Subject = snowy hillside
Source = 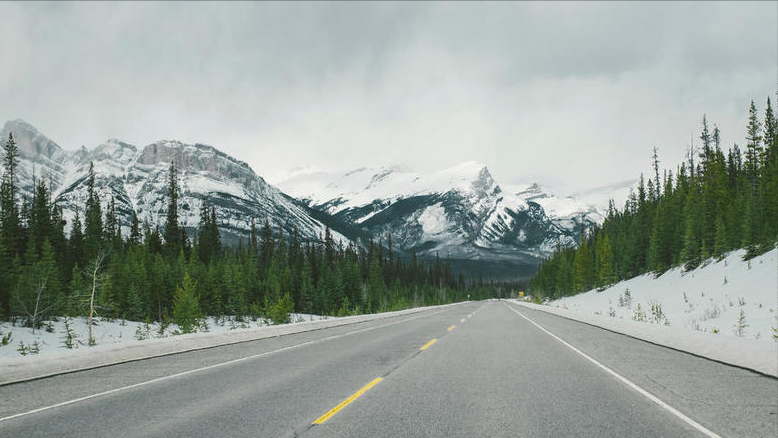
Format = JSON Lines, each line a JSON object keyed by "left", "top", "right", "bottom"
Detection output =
{"left": 547, "top": 248, "right": 778, "bottom": 341}
{"left": 0, "top": 119, "right": 347, "bottom": 244}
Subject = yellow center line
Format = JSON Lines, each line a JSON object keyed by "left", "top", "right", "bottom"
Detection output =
{"left": 460, "top": 318, "right": 466, "bottom": 323}
{"left": 313, "top": 377, "right": 384, "bottom": 425}
{"left": 420, "top": 338, "right": 438, "bottom": 350}
{"left": 447, "top": 325, "right": 456, "bottom": 331}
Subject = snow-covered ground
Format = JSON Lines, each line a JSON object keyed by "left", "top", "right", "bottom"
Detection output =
{"left": 0, "top": 313, "right": 333, "bottom": 360}
{"left": 548, "top": 248, "right": 778, "bottom": 341}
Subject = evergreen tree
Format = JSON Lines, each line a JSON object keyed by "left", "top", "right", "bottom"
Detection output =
{"left": 28, "top": 180, "right": 52, "bottom": 258}
{"left": 713, "top": 216, "right": 728, "bottom": 258}
{"left": 129, "top": 210, "right": 141, "bottom": 245}
{"left": 172, "top": 272, "right": 200, "bottom": 333}
{"left": 744, "top": 100, "right": 763, "bottom": 189}
{"left": 573, "top": 240, "right": 593, "bottom": 292}
{"left": 259, "top": 219, "right": 273, "bottom": 274}
{"left": 597, "top": 235, "right": 615, "bottom": 286}
{"left": 680, "top": 184, "right": 701, "bottom": 270}
{"left": 163, "top": 161, "right": 181, "bottom": 254}
{"left": 1, "top": 133, "right": 20, "bottom": 316}
{"left": 84, "top": 162, "right": 103, "bottom": 259}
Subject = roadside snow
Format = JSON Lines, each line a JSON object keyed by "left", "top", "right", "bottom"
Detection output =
{"left": 550, "top": 248, "right": 778, "bottom": 340}
{"left": 0, "top": 302, "right": 466, "bottom": 385}
{"left": 0, "top": 314, "right": 331, "bottom": 361}
{"left": 515, "top": 247, "right": 778, "bottom": 376}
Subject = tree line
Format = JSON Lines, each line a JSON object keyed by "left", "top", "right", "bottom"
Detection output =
{"left": 531, "top": 98, "right": 778, "bottom": 299}
{"left": 0, "top": 139, "right": 506, "bottom": 330}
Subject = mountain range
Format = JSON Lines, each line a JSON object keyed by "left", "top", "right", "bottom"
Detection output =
{"left": 0, "top": 119, "right": 633, "bottom": 279}
{"left": 0, "top": 119, "right": 347, "bottom": 245}
{"left": 276, "top": 164, "right": 633, "bottom": 277}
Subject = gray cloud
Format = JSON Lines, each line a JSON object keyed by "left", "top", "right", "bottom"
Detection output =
{"left": 0, "top": 1, "right": 775, "bottom": 192}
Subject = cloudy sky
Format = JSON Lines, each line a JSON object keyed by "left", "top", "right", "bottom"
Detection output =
{"left": 1, "top": 1, "right": 775, "bottom": 192}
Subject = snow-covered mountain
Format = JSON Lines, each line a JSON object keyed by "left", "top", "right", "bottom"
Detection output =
{"left": 0, "top": 119, "right": 346, "bottom": 244}
{"left": 510, "top": 180, "right": 635, "bottom": 233}
{"left": 278, "top": 164, "right": 637, "bottom": 277}
{"left": 278, "top": 164, "right": 585, "bottom": 269}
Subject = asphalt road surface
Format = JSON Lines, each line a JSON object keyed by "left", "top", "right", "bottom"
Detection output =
{"left": 0, "top": 300, "right": 775, "bottom": 438}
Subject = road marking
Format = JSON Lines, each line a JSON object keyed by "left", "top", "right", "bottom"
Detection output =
{"left": 313, "top": 377, "right": 383, "bottom": 425}
{"left": 504, "top": 303, "right": 724, "bottom": 438}
{"left": 420, "top": 338, "right": 438, "bottom": 350}
{"left": 460, "top": 318, "right": 466, "bottom": 323}
{"left": 0, "top": 306, "right": 456, "bottom": 424}
{"left": 447, "top": 325, "right": 456, "bottom": 331}
{"left": 467, "top": 314, "right": 472, "bottom": 318}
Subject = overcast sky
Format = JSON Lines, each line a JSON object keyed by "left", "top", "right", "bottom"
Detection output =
{"left": 1, "top": 1, "right": 775, "bottom": 192}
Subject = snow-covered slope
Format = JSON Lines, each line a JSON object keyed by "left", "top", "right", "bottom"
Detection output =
{"left": 278, "top": 163, "right": 578, "bottom": 265}
{"left": 548, "top": 248, "right": 778, "bottom": 341}
{"left": 511, "top": 180, "right": 635, "bottom": 232}
{"left": 1, "top": 120, "right": 346, "bottom": 244}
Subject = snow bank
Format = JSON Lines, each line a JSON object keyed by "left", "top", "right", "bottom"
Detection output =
{"left": 0, "top": 314, "right": 330, "bottom": 361}
{"left": 0, "top": 303, "right": 465, "bottom": 385}
{"left": 513, "top": 248, "right": 778, "bottom": 376}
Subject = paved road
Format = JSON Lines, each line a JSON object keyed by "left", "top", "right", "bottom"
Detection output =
{"left": 0, "top": 300, "right": 775, "bottom": 438}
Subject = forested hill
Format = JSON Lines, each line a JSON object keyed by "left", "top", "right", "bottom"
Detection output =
{"left": 0, "top": 140, "right": 507, "bottom": 332}
{"left": 530, "top": 98, "right": 778, "bottom": 299}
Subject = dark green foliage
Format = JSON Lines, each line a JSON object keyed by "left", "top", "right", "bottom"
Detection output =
{"left": 83, "top": 162, "right": 103, "bottom": 260}
{"left": 1, "top": 133, "right": 20, "bottom": 317}
{"left": 531, "top": 99, "right": 777, "bottom": 299}
{"left": 163, "top": 161, "right": 181, "bottom": 254}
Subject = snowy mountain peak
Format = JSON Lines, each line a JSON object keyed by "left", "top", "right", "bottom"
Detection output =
{"left": 1, "top": 119, "right": 65, "bottom": 160}
{"left": 2, "top": 120, "right": 348, "bottom": 246}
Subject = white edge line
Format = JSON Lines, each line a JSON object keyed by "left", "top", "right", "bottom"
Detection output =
{"left": 0, "top": 306, "right": 456, "bottom": 424}
{"left": 503, "top": 302, "right": 724, "bottom": 438}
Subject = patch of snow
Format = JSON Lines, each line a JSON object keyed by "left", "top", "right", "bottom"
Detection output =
{"left": 418, "top": 203, "right": 451, "bottom": 239}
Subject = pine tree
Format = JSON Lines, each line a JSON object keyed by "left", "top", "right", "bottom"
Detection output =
{"left": 597, "top": 235, "right": 616, "bottom": 286}
{"left": 573, "top": 240, "right": 593, "bottom": 292}
{"left": 367, "top": 252, "right": 384, "bottom": 312}
{"left": 84, "top": 162, "right": 103, "bottom": 259}
{"left": 163, "top": 161, "right": 181, "bottom": 254}
{"left": 651, "top": 146, "right": 661, "bottom": 200}
{"left": 129, "top": 210, "right": 141, "bottom": 245}
{"left": 680, "top": 184, "right": 701, "bottom": 270}
{"left": 744, "top": 100, "right": 763, "bottom": 189}
{"left": 1, "top": 133, "right": 20, "bottom": 317}
{"left": 298, "top": 257, "right": 315, "bottom": 313}
{"left": 259, "top": 219, "right": 273, "bottom": 274}
{"left": 713, "top": 216, "right": 728, "bottom": 258}
{"left": 172, "top": 272, "right": 201, "bottom": 334}
{"left": 28, "top": 179, "right": 52, "bottom": 258}
{"left": 761, "top": 97, "right": 778, "bottom": 246}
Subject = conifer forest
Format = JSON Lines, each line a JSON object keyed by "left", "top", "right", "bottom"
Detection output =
{"left": 530, "top": 98, "right": 778, "bottom": 299}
